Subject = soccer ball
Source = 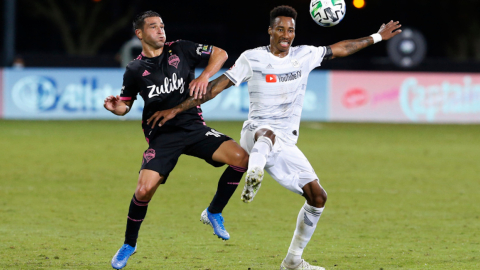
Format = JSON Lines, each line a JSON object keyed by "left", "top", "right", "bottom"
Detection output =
{"left": 310, "top": 0, "right": 346, "bottom": 27}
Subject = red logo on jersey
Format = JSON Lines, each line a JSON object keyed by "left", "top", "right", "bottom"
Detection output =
{"left": 266, "top": 74, "right": 277, "bottom": 83}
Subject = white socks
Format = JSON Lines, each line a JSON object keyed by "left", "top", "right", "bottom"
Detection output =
{"left": 284, "top": 202, "right": 324, "bottom": 267}
{"left": 248, "top": 136, "right": 273, "bottom": 170}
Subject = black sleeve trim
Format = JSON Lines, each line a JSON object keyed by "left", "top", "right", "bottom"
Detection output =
{"left": 324, "top": 46, "right": 333, "bottom": 60}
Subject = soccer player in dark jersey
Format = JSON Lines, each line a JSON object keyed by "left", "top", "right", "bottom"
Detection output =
{"left": 104, "top": 11, "right": 249, "bottom": 269}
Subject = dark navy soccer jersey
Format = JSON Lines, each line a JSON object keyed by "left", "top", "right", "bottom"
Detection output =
{"left": 120, "top": 40, "right": 213, "bottom": 140}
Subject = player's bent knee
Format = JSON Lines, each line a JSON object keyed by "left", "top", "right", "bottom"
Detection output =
{"left": 135, "top": 183, "right": 158, "bottom": 201}
{"left": 237, "top": 149, "right": 249, "bottom": 168}
{"left": 314, "top": 190, "right": 327, "bottom": 208}
{"left": 215, "top": 141, "right": 249, "bottom": 167}
{"left": 303, "top": 180, "right": 327, "bottom": 208}
{"left": 308, "top": 193, "right": 326, "bottom": 208}
{"left": 227, "top": 149, "right": 248, "bottom": 168}
{"left": 254, "top": 129, "right": 276, "bottom": 144}
{"left": 135, "top": 170, "right": 165, "bottom": 201}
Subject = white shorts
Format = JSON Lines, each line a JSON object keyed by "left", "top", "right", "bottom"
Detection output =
{"left": 240, "top": 122, "right": 319, "bottom": 195}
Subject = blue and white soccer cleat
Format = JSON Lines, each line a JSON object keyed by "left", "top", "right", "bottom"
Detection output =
{"left": 111, "top": 244, "right": 137, "bottom": 269}
{"left": 200, "top": 208, "right": 230, "bottom": 240}
{"left": 241, "top": 166, "right": 264, "bottom": 203}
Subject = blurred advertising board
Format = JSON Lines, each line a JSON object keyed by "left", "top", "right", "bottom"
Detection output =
{"left": 6, "top": 68, "right": 478, "bottom": 123}
{"left": 3, "top": 68, "right": 143, "bottom": 119}
{"left": 0, "top": 69, "right": 3, "bottom": 119}
{"left": 330, "top": 71, "right": 480, "bottom": 123}
{"left": 1, "top": 68, "right": 329, "bottom": 121}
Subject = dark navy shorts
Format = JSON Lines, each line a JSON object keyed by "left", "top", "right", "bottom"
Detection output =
{"left": 140, "top": 125, "right": 232, "bottom": 182}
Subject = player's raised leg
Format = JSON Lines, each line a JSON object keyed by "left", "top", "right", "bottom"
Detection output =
{"left": 241, "top": 128, "right": 275, "bottom": 203}
{"left": 200, "top": 140, "right": 249, "bottom": 240}
{"left": 281, "top": 180, "right": 327, "bottom": 270}
{"left": 112, "top": 169, "right": 165, "bottom": 269}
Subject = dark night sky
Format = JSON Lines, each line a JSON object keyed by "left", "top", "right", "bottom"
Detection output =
{"left": 6, "top": 0, "right": 480, "bottom": 70}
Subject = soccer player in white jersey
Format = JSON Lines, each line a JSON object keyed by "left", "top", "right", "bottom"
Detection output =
{"left": 147, "top": 5, "right": 402, "bottom": 270}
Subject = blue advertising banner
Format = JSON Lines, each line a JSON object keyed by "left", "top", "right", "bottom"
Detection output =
{"left": 0, "top": 69, "right": 3, "bottom": 118}
{"left": 2, "top": 68, "right": 330, "bottom": 121}
{"left": 3, "top": 68, "right": 143, "bottom": 120}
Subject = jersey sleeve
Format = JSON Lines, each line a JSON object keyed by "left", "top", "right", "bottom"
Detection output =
{"left": 224, "top": 54, "right": 253, "bottom": 87}
{"left": 177, "top": 40, "right": 213, "bottom": 68}
{"left": 308, "top": 46, "right": 328, "bottom": 70}
{"left": 120, "top": 66, "right": 139, "bottom": 101}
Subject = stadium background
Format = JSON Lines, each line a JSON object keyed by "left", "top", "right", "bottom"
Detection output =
{"left": 1, "top": 0, "right": 479, "bottom": 269}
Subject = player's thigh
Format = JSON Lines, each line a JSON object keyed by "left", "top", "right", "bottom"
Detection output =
{"left": 183, "top": 126, "right": 233, "bottom": 167}
{"left": 212, "top": 140, "right": 248, "bottom": 168}
{"left": 265, "top": 144, "right": 319, "bottom": 195}
{"left": 140, "top": 130, "right": 186, "bottom": 183}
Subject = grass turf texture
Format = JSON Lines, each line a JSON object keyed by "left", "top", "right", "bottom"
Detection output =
{"left": 0, "top": 120, "right": 479, "bottom": 270}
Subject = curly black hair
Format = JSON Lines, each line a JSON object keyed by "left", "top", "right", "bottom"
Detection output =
{"left": 133, "top": 10, "right": 161, "bottom": 31}
{"left": 269, "top": 5, "right": 297, "bottom": 27}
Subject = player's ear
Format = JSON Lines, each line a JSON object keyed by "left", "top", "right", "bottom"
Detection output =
{"left": 268, "top": 26, "right": 272, "bottom": 36}
{"left": 135, "top": 29, "right": 143, "bottom": 40}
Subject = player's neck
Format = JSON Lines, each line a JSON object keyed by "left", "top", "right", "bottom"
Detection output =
{"left": 269, "top": 45, "right": 289, "bottom": 58}
{"left": 142, "top": 46, "right": 164, "bottom": 58}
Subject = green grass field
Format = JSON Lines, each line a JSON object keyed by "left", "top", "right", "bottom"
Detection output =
{"left": 1, "top": 120, "right": 479, "bottom": 269}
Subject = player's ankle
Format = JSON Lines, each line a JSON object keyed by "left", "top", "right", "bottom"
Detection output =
{"left": 284, "top": 253, "right": 302, "bottom": 267}
{"left": 124, "top": 239, "right": 136, "bottom": 248}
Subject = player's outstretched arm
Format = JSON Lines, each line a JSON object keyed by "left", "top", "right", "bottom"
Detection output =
{"left": 147, "top": 75, "right": 234, "bottom": 128}
{"left": 328, "top": 20, "right": 402, "bottom": 59}
{"left": 189, "top": 46, "right": 228, "bottom": 99}
{"left": 104, "top": 95, "right": 133, "bottom": 116}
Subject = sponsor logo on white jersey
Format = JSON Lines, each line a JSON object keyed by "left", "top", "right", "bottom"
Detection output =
{"left": 265, "top": 71, "right": 302, "bottom": 83}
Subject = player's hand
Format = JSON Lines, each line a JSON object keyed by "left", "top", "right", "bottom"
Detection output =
{"left": 189, "top": 75, "right": 209, "bottom": 99}
{"left": 146, "top": 109, "right": 178, "bottom": 128}
{"left": 104, "top": 95, "right": 121, "bottom": 112}
{"left": 378, "top": 20, "right": 402, "bottom": 41}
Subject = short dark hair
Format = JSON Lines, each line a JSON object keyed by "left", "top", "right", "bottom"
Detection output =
{"left": 133, "top": 10, "right": 161, "bottom": 31}
{"left": 269, "top": 5, "right": 297, "bottom": 27}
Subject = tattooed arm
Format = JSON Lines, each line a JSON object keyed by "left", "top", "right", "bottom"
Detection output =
{"left": 146, "top": 74, "right": 234, "bottom": 127}
{"left": 326, "top": 20, "right": 402, "bottom": 60}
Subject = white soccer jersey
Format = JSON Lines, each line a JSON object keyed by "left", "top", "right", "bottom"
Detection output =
{"left": 225, "top": 45, "right": 327, "bottom": 144}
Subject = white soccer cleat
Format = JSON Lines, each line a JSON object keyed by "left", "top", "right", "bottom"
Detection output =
{"left": 241, "top": 166, "right": 264, "bottom": 203}
{"left": 200, "top": 209, "right": 212, "bottom": 226}
{"left": 280, "top": 259, "right": 325, "bottom": 270}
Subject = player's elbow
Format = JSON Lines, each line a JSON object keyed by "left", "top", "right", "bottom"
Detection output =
{"left": 215, "top": 47, "right": 228, "bottom": 62}
{"left": 117, "top": 111, "right": 128, "bottom": 116}
{"left": 221, "top": 50, "right": 228, "bottom": 63}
